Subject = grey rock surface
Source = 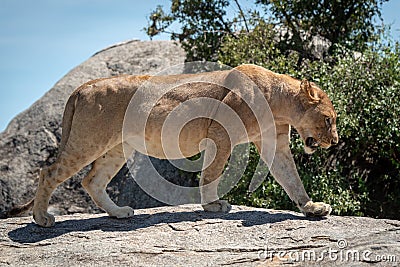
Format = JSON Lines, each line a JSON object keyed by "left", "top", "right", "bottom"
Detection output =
{"left": 0, "top": 40, "right": 194, "bottom": 216}
{"left": 0, "top": 205, "right": 399, "bottom": 266}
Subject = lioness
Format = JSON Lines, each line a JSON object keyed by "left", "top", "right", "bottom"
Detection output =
{"left": 10, "top": 64, "right": 338, "bottom": 227}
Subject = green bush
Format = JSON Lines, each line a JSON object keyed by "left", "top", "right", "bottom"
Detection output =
{"left": 219, "top": 28, "right": 400, "bottom": 219}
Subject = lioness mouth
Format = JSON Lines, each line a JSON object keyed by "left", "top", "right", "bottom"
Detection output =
{"left": 305, "top": 137, "right": 319, "bottom": 149}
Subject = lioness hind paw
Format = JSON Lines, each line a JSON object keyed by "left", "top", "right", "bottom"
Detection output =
{"left": 108, "top": 206, "right": 134, "bottom": 219}
{"left": 33, "top": 211, "right": 56, "bottom": 227}
{"left": 301, "top": 201, "right": 332, "bottom": 217}
{"left": 202, "top": 200, "right": 231, "bottom": 213}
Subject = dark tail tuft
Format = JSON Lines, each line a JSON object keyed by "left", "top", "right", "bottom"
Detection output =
{"left": 5, "top": 198, "right": 35, "bottom": 218}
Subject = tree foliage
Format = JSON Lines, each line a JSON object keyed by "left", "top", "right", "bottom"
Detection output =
{"left": 257, "top": 0, "right": 388, "bottom": 57}
{"left": 146, "top": 0, "right": 388, "bottom": 62}
{"left": 145, "top": 0, "right": 233, "bottom": 61}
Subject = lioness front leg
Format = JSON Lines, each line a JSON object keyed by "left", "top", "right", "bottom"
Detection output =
{"left": 200, "top": 126, "right": 232, "bottom": 213}
{"left": 82, "top": 144, "right": 134, "bottom": 218}
{"left": 254, "top": 125, "right": 331, "bottom": 217}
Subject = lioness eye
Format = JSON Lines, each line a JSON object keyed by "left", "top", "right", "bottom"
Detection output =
{"left": 325, "top": 117, "right": 332, "bottom": 128}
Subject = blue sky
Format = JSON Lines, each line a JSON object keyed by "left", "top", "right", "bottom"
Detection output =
{"left": 0, "top": 0, "right": 399, "bottom": 131}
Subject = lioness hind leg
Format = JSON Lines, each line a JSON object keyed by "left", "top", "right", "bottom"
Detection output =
{"left": 33, "top": 150, "right": 98, "bottom": 227}
{"left": 200, "top": 152, "right": 232, "bottom": 213}
{"left": 81, "top": 143, "right": 134, "bottom": 219}
{"left": 200, "top": 125, "right": 232, "bottom": 213}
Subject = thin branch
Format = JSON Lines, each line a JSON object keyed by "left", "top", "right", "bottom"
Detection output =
{"left": 233, "top": 0, "right": 249, "bottom": 33}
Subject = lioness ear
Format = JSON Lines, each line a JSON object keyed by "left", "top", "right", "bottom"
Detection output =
{"left": 300, "top": 79, "right": 320, "bottom": 103}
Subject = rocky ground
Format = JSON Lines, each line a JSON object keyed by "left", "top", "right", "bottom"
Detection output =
{"left": 0, "top": 205, "right": 399, "bottom": 267}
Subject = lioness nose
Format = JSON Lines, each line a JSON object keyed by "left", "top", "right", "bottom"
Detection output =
{"left": 331, "top": 137, "right": 338, "bottom": 145}
{"left": 331, "top": 130, "right": 339, "bottom": 145}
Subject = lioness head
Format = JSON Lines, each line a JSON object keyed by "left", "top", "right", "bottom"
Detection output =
{"left": 296, "top": 80, "right": 339, "bottom": 154}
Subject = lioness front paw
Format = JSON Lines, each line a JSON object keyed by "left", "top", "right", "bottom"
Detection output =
{"left": 202, "top": 200, "right": 231, "bottom": 213}
{"left": 33, "top": 210, "right": 55, "bottom": 227}
{"left": 108, "top": 206, "right": 134, "bottom": 219}
{"left": 301, "top": 201, "right": 332, "bottom": 217}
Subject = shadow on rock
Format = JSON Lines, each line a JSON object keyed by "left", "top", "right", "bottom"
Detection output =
{"left": 8, "top": 209, "right": 322, "bottom": 244}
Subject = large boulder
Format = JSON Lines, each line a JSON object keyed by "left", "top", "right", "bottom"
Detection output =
{"left": 0, "top": 40, "right": 198, "bottom": 217}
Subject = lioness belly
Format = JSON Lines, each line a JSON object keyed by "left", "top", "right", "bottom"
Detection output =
{"left": 133, "top": 118, "right": 210, "bottom": 159}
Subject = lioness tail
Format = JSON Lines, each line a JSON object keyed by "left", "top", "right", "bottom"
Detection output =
{"left": 5, "top": 198, "right": 34, "bottom": 218}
